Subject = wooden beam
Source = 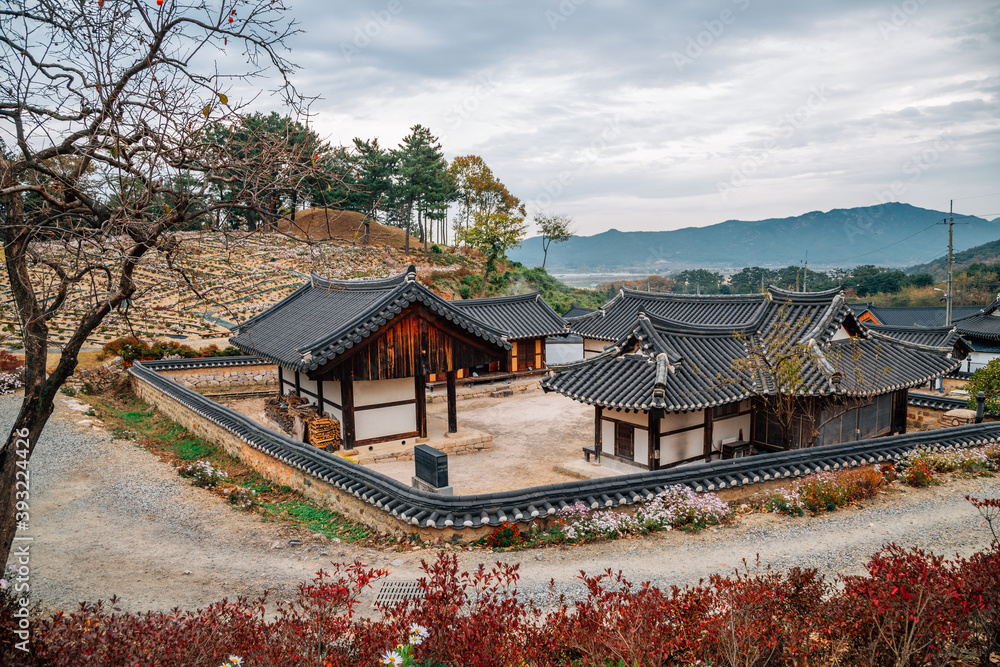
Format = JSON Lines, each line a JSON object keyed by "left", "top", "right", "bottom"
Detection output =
{"left": 648, "top": 411, "right": 660, "bottom": 470}
{"left": 341, "top": 371, "right": 355, "bottom": 449}
{"left": 446, "top": 370, "right": 458, "bottom": 433}
{"left": 703, "top": 408, "right": 714, "bottom": 462}
{"left": 415, "top": 372, "right": 428, "bottom": 438}
{"left": 594, "top": 406, "right": 602, "bottom": 462}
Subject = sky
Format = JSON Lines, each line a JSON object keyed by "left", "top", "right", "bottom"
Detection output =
{"left": 242, "top": 0, "right": 999, "bottom": 237}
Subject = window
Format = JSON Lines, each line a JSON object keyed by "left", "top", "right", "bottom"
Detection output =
{"left": 615, "top": 422, "right": 634, "bottom": 459}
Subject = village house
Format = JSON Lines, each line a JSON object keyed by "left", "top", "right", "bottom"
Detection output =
{"left": 853, "top": 300, "right": 1000, "bottom": 372}
{"left": 545, "top": 287, "right": 965, "bottom": 470}
{"left": 229, "top": 266, "right": 510, "bottom": 449}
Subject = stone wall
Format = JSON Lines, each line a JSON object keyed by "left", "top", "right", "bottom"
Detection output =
{"left": 131, "top": 372, "right": 499, "bottom": 543}
{"left": 157, "top": 363, "right": 278, "bottom": 392}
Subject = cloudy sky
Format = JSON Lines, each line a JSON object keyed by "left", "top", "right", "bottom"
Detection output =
{"left": 249, "top": 0, "right": 999, "bottom": 236}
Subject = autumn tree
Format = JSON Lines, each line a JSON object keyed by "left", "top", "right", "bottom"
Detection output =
{"left": 0, "top": 0, "right": 308, "bottom": 566}
{"left": 449, "top": 155, "right": 522, "bottom": 244}
{"left": 535, "top": 212, "right": 574, "bottom": 270}
{"left": 460, "top": 211, "right": 528, "bottom": 297}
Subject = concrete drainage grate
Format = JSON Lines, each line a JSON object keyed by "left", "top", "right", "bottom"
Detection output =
{"left": 374, "top": 580, "right": 424, "bottom": 608}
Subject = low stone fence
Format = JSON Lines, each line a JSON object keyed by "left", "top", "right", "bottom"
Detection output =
{"left": 142, "top": 357, "right": 277, "bottom": 392}
{"left": 129, "top": 357, "right": 1000, "bottom": 543}
{"left": 907, "top": 392, "right": 998, "bottom": 428}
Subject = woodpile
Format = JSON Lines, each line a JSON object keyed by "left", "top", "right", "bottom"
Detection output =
{"left": 307, "top": 417, "right": 341, "bottom": 451}
{"left": 264, "top": 395, "right": 342, "bottom": 450}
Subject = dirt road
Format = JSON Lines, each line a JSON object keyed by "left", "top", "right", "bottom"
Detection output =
{"left": 13, "top": 394, "right": 999, "bottom": 616}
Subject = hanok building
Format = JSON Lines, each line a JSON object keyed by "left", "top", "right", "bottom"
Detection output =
{"left": 546, "top": 287, "right": 964, "bottom": 470}
{"left": 229, "top": 267, "right": 510, "bottom": 449}
{"left": 567, "top": 289, "right": 769, "bottom": 359}
{"left": 447, "top": 292, "right": 567, "bottom": 377}
{"left": 853, "top": 300, "right": 1000, "bottom": 372}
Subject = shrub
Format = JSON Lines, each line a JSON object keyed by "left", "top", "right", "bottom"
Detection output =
{"left": 0, "top": 350, "right": 24, "bottom": 395}
{"left": 900, "top": 460, "right": 935, "bottom": 488}
{"left": 482, "top": 522, "right": 523, "bottom": 550}
{"left": 227, "top": 486, "right": 258, "bottom": 510}
{"left": 178, "top": 460, "right": 228, "bottom": 488}
{"left": 59, "top": 386, "right": 77, "bottom": 397}
{"left": 752, "top": 488, "right": 804, "bottom": 516}
{"left": 798, "top": 473, "right": 846, "bottom": 513}
{"left": 0, "top": 349, "right": 22, "bottom": 374}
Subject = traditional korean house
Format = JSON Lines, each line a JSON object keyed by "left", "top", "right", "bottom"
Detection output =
{"left": 447, "top": 292, "right": 567, "bottom": 377}
{"left": 229, "top": 266, "right": 510, "bottom": 449}
{"left": 567, "top": 289, "right": 768, "bottom": 358}
{"left": 852, "top": 301, "right": 999, "bottom": 372}
{"left": 544, "top": 287, "right": 964, "bottom": 470}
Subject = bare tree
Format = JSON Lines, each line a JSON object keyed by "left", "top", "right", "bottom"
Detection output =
{"left": 0, "top": 0, "right": 312, "bottom": 565}
{"left": 535, "top": 212, "right": 573, "bottom": 270}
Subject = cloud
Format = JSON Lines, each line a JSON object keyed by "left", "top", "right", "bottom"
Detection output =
{"left": 233, "top": 0, "right": 1000, "bottom": 234}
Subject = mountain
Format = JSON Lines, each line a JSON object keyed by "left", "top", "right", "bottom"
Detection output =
{"left": 510, "top": 203, "right": 999, "bottom": 274}
{"left": 908, "top": 237, "right": 1000, "bottom": 279}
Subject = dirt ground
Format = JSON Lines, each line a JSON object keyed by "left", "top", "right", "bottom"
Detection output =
{"left": 18, "top": 392, "right": 1000, "bottom": 620}
{"left": 225, "top": 390, "right": 609, "bottom": 494}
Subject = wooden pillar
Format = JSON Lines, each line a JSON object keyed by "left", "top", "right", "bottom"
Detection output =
{"left": 294, "top": 369, "right": 301, "bottom": 396}
{"left": 415, "top": 373, "right": 428, "bottom": 438}
{"left": 648, "top": 411, "right": 660, "bottom": 470}
{"left": 446, "top": 370, "right": 457, "bottom": 433}
{"left": 341, "top": 372, "right": 355, "bottom": 449}
{"left": 594, "top": 406, "right": 603, "bottom": 461}
{"left": 703, "top": 408, "right": 714, "bottom": 462}
{"left": 316, "top": 377, "right": 324, "bottom": 415}
{"left": 277, "top": 366, "right": 284, "bottom": 396}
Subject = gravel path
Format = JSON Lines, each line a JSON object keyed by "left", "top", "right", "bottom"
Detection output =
{"left": 6, "top": 394, "right": 998, "bottom": 616}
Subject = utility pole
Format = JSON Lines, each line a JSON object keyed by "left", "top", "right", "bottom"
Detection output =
{"left": 938, "top": 200, "right": 968, "bottom": 326}
{"left": 803, "top": 251, "right": 808, "bottom": 292}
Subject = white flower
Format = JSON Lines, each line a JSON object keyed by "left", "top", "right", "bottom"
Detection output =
{"left": 408, "top": 623, "right": 429, "bottom": 645}
{"left": 380, "top": 650, "right": 403, "bottom": 666}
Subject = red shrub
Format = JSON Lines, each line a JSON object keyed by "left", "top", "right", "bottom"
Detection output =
{"left": 0, "top": 349, "right": 23, "bottom": 374}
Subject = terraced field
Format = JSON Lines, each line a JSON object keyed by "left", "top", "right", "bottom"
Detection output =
{"left": 0, "top": 232, "right": 409, "bottom": 349}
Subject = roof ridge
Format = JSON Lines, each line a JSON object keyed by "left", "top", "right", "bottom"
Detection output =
{"left": 450, "top": 291, "right": 541, "bottom": 305}
{"left": 643, "top": 310, "right": 759, "bottom": 336}
{"left": 310, "top": 265, "right": 414, "bottom": 291}
{"left": 619, "top": 287, "right": 768, "bottom": 302}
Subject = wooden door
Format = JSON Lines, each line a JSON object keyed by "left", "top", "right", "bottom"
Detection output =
{"left": 615, "top": 422, "right": 634, "bottom": 459}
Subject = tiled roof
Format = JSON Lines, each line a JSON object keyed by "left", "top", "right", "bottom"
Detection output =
{"left": 864, "top": 324, "right": 970, "bottom": 352}
{"left": 132, "top": 359, "right": 1000, "bottom": 531}
{"left": 450, "top": 292, "right": 567, "bottom": 340}
{"left": 229, "top": 266, "right": 510, "bottom": 372}
{"left": 954, "top": 297, "right": 1000, "bottom": 341}
{"left": 564, "top": 304, "right": 596, "bottom": 319}
{"left": 544, "top": 290, "right": 960, "bottom": 412}
{"left": 567, "top": 288, "right": 787, "bottom": 342}
{"left": 853, "top": 304, "right": 986, "bottom": 327}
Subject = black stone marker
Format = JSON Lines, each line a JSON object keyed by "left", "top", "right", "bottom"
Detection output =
{"left": 414, "top": 444, "right": 448, "bottom": 488}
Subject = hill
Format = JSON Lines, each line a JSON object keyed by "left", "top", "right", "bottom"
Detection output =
{"left": 278, "top": 209, "right": 409, "bottom": 247}
{"left": 908, "top": 237, "right": 1000, "bottom": 279}
{"left": 510, "top": 203, "right": 999, "bottom": 273}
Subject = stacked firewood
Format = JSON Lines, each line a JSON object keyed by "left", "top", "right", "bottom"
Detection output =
{"left": 264, "top": 395, "right": 312, "bottom": 434}
{"left": 307, "top": 417, "right": 341, "bottom": 451}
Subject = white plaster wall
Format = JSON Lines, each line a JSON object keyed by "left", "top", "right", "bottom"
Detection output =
{"left": 661, "top": 428, "right": 704, "bottom": 464}
{"left": 633, "top": 428, "right": 649, "bottom": 464}
{"left": 660, "top": 410, "right": 703, "bottom": 433}
{"left": 355, "top": 377, "right": 415, "bottom": 407}
{"left": 299, "top": 377, "right": 318, "bottom": 406}
{"left": 546, "top": 339, "right": 584, "bottom": 364}
{"left": 281, "top": 380, "right": 295, "bottom": 395}
{"left": 321, "top": 380, "right": 342, "bottom": 411}
{"left": 584, "top": 339, "right": 610, "bottom": 359}
{"left": 832, "top": 325, "right": 851, "bottom": 341}
{"left": 608, "top": 409, "right": 650, "bottom": 427}
{"left": 355, "top": 404, "right": 417, "bottom": 441}
{"left": 966, "top": 352, "right": 1000, "bottom": 372}
{"left": 712, "top": 414, "right": 751, "bottom": 451}
{"left": 601, "top": 420, "right": 614, "bottom": 449}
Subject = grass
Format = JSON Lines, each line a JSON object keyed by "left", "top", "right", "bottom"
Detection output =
{"left": 87, "top": 390, "right": 373, "bottom": 543}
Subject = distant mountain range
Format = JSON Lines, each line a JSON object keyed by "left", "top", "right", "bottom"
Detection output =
{"left": 510, "top": 203, "right": 999, "bottom": 274}
{"left": 909, "top": 238, "right": 1000, "bottom": 279}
